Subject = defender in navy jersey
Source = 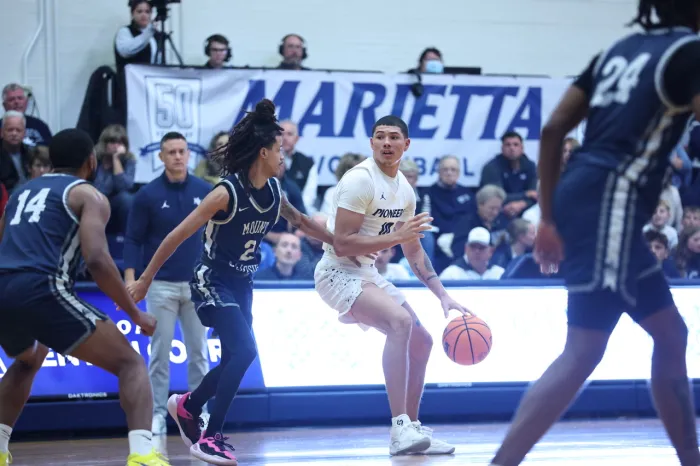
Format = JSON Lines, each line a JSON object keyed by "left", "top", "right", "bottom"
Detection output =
{"left": 127, "top": 99, "right": 334, "bottom": 465}
{"left": 0, "top": 129, "right": 171, "bottom": 466}
{"left": 489, "top": 2, "right": 700, "bottom": 466}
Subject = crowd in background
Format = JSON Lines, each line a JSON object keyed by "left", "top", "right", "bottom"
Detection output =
{"left": 2, "top": 0, "right": 700, "bottom": 285}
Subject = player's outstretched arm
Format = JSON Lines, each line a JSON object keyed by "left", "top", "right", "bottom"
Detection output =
{"left": 279, "top": 194, "right": 333, "bottom": 244}
{"left": 401, "top": 232, "right": 471, "bottom": 317}
{"left": 69, "top": 184, "right": 155, "bottom": 334}
{"left": 131, "top": 185, "right": 230, "bottom": 296}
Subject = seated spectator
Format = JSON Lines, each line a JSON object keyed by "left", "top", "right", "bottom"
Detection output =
{"left": 0, "top": 111, "right": 31, "bottom": 193}
{"left": 195, "top": 131, "right": 227, "bottom": 185}
{"left": 480, "top": 130, "right": 537, "bottom": 219}
{"left": 644, "top": 230, "right": 681, "bottom": 278}
{"left": 682, "top": 206, "right": 700, "bottom": 233}
{"left": 561, "top": 137, "right": 579, "bottom": 171}
{"left": 319, "top": 153, "right": 366, "bottom": 216}
{"left": 643, "top": 199, "right": 678, "bottom": 249}
{"left": 1, "top": 83, "right": 52, "bottom": 146}
{"left": 94, "top": 124, "right": 136, "bottom": 233}
{"left": 660, "top": 170, "right": 683, "bottom": 230}
{"left": 265, "top": 162, "right": 307, "bottom": 245}
{"left": 255, "top": 233, "right": 313, "bottom": 280}
{"left": 491, "top": 218, "right": 535, "bottom": 269}
{"left": 277, "top": 34, "right": 310, "bottom": 70}
{"left": 281, "top": 120, "right": 317, "bottom": 212}
{"left": 27, "top": 145, "right": 51, "bottom": 179}
{"left": 296, "top": 213, "right": 328, "bottom": 276}
{"left": 439, "top": 227, "right": 505, "bottom": 280}
{"left": 376, "top": 247, "right": 411, "bottom": 281}
{"left": 426, "top": 155, "right": 475, "bottom": 272}
{"left": 394, "top": 158, "right": 435, "bottom": 261}
{"left": 675, "top": 226, "right": 700, "bottom": 278}
{"left": 450, "top": 184, "right": 508, "bottom": 260}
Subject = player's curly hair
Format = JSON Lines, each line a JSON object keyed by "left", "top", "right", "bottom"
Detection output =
{"left": 211, "top": 99, "right": 283, "bottom": 191}
{"left": 629, "top": 0, "right": 700, "bottom": 30}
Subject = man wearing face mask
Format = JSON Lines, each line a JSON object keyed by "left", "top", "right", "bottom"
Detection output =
{"left": 410, "top": 47, "right": 445, "bottom": 74}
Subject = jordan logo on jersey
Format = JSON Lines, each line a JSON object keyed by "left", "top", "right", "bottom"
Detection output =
{"left": 372, "top": 208, "right": 404, "bottom": 218}
{"left": 242, "top": 220, "right": 269, "bottom": 235}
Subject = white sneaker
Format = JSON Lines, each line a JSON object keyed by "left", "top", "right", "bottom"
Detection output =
{"left": 389, "top": 414, "right": 431, "bottom": 456}
{"left": 410, "top": 421, "right": 455, "bottom": 455}
{"left": 151, "top": 413, "right": 167, "bottom": 435}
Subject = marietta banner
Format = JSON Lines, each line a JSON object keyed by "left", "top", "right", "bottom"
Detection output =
{"left": 125, "top": 65, "right": 576, "bottom": 187}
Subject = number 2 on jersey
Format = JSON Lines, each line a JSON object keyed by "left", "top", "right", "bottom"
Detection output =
{"left": 239, "top": 239, "right": 257, "bottom": 261}
{"left": 590, "top": 53, "right": 651, "bottom": 108}
{"left": 9, "top": 188, "right": 50, "bottom": 225}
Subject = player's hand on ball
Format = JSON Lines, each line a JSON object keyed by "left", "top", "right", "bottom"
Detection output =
{"left": 136, "top": 312, "right": 157, "bottom": 337}
{"left": 395, "top": 212, "right": 433, "bottom": 243}
{"left": 440, "top": 295, "right": 474, "bottom": 319}
{"left": 534, "top": 220, "right": 563, "bottom": 275}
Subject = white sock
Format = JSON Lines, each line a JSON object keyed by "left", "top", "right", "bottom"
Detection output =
{"left": 128, "top": 430, "right": 152, "bottom": 456}
{"left": 0, "top": 424, "right": 11, "bottom": 453}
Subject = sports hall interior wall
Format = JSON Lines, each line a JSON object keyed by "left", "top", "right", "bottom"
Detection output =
{"left": 3, "top": 0, "right": 636, "bottom": 135}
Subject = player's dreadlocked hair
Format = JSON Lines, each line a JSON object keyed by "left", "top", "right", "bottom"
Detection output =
{"left": 629, "top": 0, "right": 699, "bottom": 30}
{"left": 211, "top": 99, "right": 283, "bottom": 190}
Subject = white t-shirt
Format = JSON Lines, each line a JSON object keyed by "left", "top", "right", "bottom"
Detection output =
{"left": 324, "top": 158, "right": 416, "bottom": 265}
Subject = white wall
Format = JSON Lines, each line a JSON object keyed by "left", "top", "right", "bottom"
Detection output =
{"left": 0, "top": 0, "right": 636, "bottom": 134}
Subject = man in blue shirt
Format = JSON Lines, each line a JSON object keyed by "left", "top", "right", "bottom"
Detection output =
{"left": 123, "top": 132, "right": 213, "bottom": 436}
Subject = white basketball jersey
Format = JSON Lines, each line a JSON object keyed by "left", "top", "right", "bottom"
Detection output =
{"left": 323, "top": 157, "right": 416, "bottom": 265}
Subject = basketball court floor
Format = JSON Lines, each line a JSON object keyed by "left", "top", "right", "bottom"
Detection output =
{"left": 7, "top": 418, "right": 685, "bottom": 465}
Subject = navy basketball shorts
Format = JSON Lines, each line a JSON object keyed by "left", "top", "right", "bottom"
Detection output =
{"left": 553, "top": 164, "right": 675, "bottom": 333}
{"left": 190, "top": 266, "right": 254, "bottom": 329}
{"left": 0, "top": 273, "right": 108, "bottom": 357}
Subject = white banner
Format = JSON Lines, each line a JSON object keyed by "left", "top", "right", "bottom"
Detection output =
{"left": 251, "top": 286, "right": 700, "bottom": 388}
{"left": 126, "top": 65, "right": 575, "bottom": 187}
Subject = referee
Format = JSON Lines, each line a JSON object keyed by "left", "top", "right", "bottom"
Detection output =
{"left": 124, "top": 132, "right": 213, "bottom": 435}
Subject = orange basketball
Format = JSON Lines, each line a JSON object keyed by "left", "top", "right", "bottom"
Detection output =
{"left": 442, "top": 315, "right": 492, "bottom": 366}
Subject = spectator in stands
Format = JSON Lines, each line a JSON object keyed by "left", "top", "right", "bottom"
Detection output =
{"left": 399, "top": 158, "right": 435, "bottom": 260}
{"left": 203, "top": 34, "right": 232, "bottom": 69}
{"left": 296, "top": 213, "right": 329, "bottom": 276}
{"left": 675, "top": 226, "right": 700, "bottom": 278}
{"left": 1, "top": 83, "right": 52, "bottom": 146}
{"left": 682, "top": 206, "right": 700, "bottom": 232}
{"left": 256, "top": 233, "right": 312, "bottom": 280}
{"left": 643, "top": 199, "right": 678, "bottom": 250}
{"left": 114, "top": 0, "right": 158, "bottom": 75}
{"left": 425, "top": 155, "right": 474, "bottom": 272}
{"left": 27, "top": 145, "right": 51, "bottom": 179}
{"left": 491, "top": 218, "right": 535, "bottom": 269}
{"left": 562, "top": 137, "right": 579, "bottom": 170}
{"left": 411, "top": 47, "right": 444, "bottom": 74}
{"left": 0, "top": 111, "right": 31, "bottom": 193}
{"left": 319, "top": 152, "right": 366, "bottom": 216}
{"left": 480, "top": 131, "right": 537, "bottom": 218}
{"left": 644, "top": 230, "right": 681, "bottom": 278}
{"left": 439, "top": 227, "right": 504, "bottom": 280}
{"left": 450, "top": 184, "right": 507, "bottom": 260}
{"left": 195, "top": 131, "right": 227, "bottom": 185}
{"left": 277, "top": 34, "right": 310, "bottom": 70}
{"left": 281, "top": 120, "right": 317, "bottom": 212}
{"left": 123, "top": 131, "right": 212, "bottom": 435}
{"left": 264, "top": 161, "right": 306, "bottom": 245}
{"left": 94, "top": 124, "right": 136, "bottom": 233}
{"left": 375, "top": 247, "right": 411, "bottom": 281}
{"left": 660, "top": 170, "right": 684, "bottom": 230}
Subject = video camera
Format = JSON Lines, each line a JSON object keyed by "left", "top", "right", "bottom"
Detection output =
{"left": 149, "top": 0, "right": 180, "bottom": 21}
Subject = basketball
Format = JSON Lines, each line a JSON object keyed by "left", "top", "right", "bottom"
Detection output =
{"left": 442, "top": 315, "right": 492, "bottom": 366}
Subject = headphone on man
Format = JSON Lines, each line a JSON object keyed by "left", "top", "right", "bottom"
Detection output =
{"left": 278, "top": 33, "right": 308, "bottom": 60}
{"left": 204, "top": 34, "right": 232, "bottom": 62}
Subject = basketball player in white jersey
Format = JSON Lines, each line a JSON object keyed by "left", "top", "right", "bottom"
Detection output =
{"left": 314, "top": 115, "right": 470, "bottom": 456}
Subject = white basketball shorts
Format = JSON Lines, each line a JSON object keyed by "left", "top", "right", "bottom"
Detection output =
{"left": 314, "top": 256, "right": 406, "bottom": 327}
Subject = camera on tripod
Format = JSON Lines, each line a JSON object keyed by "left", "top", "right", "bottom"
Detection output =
{"left": 149, "top": 0, "right": 180, "bottom": 22}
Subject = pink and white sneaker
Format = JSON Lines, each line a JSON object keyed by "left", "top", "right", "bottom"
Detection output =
{"left": 166, "top": 393, "right": 204, "bottom": 447}
{"left": 190, "top": 433, "right": 238, "bottom": 465}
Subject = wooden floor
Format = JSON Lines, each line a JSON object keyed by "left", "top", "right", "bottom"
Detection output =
{"left": 6, "top": 418, "right": 690, "bottom": 465}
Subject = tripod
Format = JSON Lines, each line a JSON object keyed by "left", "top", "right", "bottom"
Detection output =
{"left": 153, "top": 6, "right": 184, "bottom": 66}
